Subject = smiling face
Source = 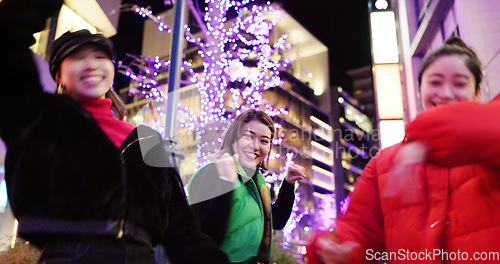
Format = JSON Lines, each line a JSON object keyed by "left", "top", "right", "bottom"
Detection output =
{"left": 232, "top": 119, "right": 272, "bottom": 169}
{"left": 57, "top": 43, "right": 114, "bottom": 99}
{"left": 419, "top": 55, "right": 477, "bottom": 110}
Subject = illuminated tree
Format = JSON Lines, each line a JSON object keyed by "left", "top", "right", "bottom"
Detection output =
{"left": 119, "top": 0, "right": 291, "bottom": 166}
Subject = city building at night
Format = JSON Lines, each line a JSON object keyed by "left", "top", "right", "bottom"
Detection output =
{"left": 348, "top": 65, "right": 376, "bottom": 117}
{"left": 327, "top": 73, "right": 377, "bottom": 215}
{"left": 394, "top": 0, "right": 500, "bottom": 119}
{"left": 336, "top": 86, "right": 376, "bottom": 196}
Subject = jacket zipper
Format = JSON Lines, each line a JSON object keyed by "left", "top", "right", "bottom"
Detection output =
{"left": 240, "top": 173, "right": 265, "bottom": 226}
{"left": 117, "top": 219, "right": 125, "bottom": 239}
{"left": 120, "top": 134, "right": 156, "bottom": 163}
{"left": 240, "top": 173, "right": 273, "bottom": 257}
{"left": 117, "top": 134, "right": 156, "bottom": 238}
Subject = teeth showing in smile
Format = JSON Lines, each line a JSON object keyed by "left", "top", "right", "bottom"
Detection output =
{"left": 244, "top": 152, "right": 258, "bottom": 160}
{"left": 82, "top": 76, "right": 103, "bottom": 84}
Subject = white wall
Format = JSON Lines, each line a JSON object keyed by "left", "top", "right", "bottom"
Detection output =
{"left": 456, "top": 0, "right": 500, "bottom": 100}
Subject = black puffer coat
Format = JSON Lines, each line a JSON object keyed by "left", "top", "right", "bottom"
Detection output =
{"left": 0, "top": 0, "right": 227, "bottom": 263}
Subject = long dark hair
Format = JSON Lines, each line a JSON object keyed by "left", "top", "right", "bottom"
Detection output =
{"left": 418, "top": 36, "right": 482, "bottom": 96}
{"left": 217, "top": 110, "right": 275, "bottom": 170}
{"left": 106, "top": 88, "right": 127, "bottom": 120}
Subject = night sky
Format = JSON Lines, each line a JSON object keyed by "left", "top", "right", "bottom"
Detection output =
{"left": 280, "top": 0, "right": 372, "bottom": 91}
{"left": 112, "top": 0, "right": 372, "bottom": 92}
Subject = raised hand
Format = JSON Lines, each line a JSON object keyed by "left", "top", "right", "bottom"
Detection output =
{"left": 284, "top": 164, "right": 306, "bottom": 184}
{"left": 315, "top": 235, "right": 359, "bottom": 264}
{"left": 215, "top": 153, "right": 240, "bottom": 182}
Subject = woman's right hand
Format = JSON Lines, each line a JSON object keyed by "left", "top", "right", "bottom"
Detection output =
{"left": 315, "top": 236, "right": 359, "bottom": 264}
{"left": 308, "top": 231, "right": 359, "bottom": 264}
{"left": 215, "top": 153, "right": 239, "bottom": 182}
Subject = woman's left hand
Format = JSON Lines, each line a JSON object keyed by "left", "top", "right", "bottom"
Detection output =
{"left": 284, "top": 164, "right": 306, "bottom": 184}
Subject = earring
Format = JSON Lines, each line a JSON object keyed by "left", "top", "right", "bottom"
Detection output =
{"left": 56, "top": 84, "right": 63, "bottom": 95}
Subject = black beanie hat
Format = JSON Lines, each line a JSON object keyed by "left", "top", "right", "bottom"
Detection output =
{"left": 49, "top": 29, "right": 115, "bottom": 80}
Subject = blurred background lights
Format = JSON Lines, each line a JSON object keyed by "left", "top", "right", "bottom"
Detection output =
{"left": 375, "top": 0, "right": 389, "bottom": 10}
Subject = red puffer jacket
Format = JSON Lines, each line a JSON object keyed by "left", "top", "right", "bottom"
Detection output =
{"left": 309, "top": 96, "right": 500, "bottom": 264}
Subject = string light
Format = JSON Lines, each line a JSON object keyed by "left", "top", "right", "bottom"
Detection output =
{"left": 282, "top": 192, "right": 306, "bottom": 249}
{"left": 340, "top": 195, "right": 351, "bottom": 215}
{"left": 316, "top": 193, "right": 336, "bottom": 231}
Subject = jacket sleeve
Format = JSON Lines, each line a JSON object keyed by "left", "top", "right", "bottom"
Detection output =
{"left": 0, "top": 0, "right": 62, "bottom": 140}
{"left": 187, "top": 165, "right": 234, "bottom": 246}
{"left": 0, "top": 0, "right": 62, "bottom": 94}
{"left": 0, "top": 0, "right": 62, "bottom": 53}
{"left": 271, "top": 180, "right": 295, "bottom": 229}
{"left": 308, "top": 156, "right": 385, "bottom": 264}
{"left": 162, "top": 166, "right": 229, "bottom": 263}
{"left": 405, "top": 97, "right": 500, "bottom": 168}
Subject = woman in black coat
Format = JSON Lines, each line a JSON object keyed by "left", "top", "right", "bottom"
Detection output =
{"left": 0, "top": 0, "right": 228, "bottom": 263}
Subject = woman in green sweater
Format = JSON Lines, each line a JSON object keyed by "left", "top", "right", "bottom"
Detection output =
{"left": 188, "top": 110, "right": 306, "bottom": 264}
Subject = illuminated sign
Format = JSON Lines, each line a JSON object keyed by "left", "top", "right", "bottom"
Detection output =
{"left": 370, "top": 11, "right": 399, "bottom": 64}
{"left": 373, "top": 64, "right": 404, "bottom": 119}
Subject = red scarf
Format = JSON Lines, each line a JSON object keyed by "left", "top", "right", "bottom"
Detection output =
{"left": 78, "top": 97, "right": 136, "bottom": 148}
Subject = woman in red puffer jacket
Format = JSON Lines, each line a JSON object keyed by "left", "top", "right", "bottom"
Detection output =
{"left": 308, "top": 36, "right": 500, "bottom": 264}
